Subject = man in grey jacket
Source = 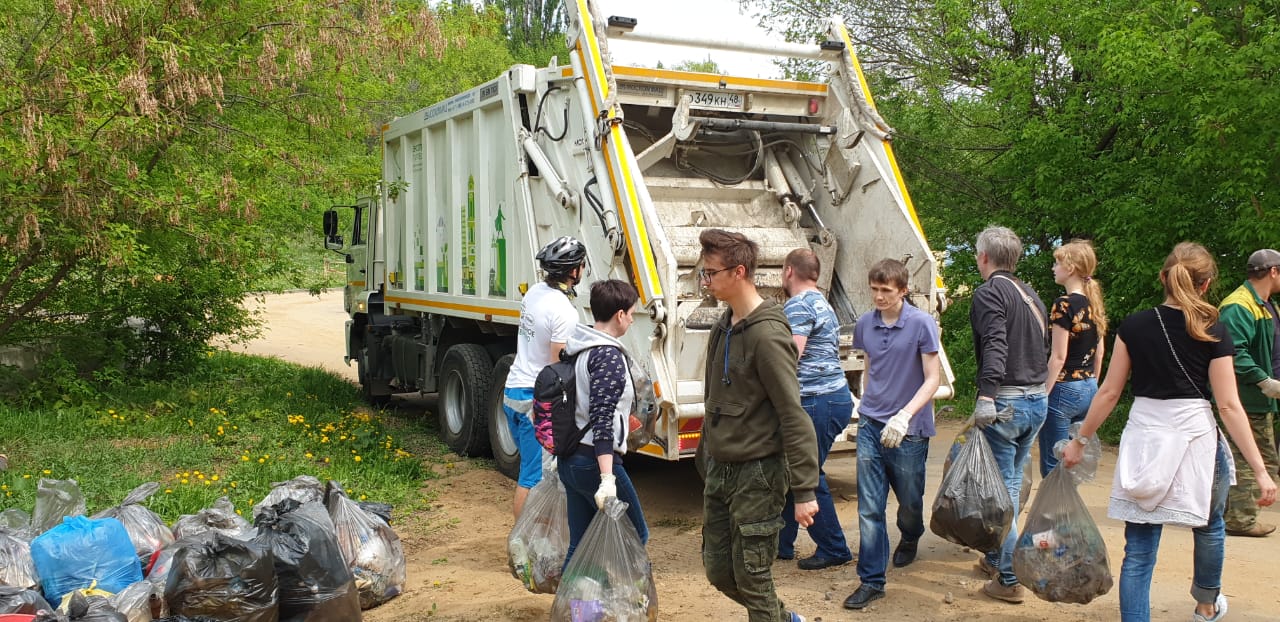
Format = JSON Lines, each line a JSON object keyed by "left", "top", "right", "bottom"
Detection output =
{"left": 969, "top": 226, "right": 1049, "bottom": 604}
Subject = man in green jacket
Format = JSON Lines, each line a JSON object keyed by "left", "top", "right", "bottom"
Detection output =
{"left": 696, "top": 229, "right": 820, "bottom": 622}
{"left": 1219, "top": 248, "right": 1280, "bottom": 537}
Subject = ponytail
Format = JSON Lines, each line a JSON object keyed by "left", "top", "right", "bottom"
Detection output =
{"left": 1160, "top": 242, "right": 1219, "bottom": 342}
{"left": 1083, "top": 278, "right": 1108, "bottom": 339}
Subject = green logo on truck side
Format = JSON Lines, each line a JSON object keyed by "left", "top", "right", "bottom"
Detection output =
{"left": 461, "top": 175, "right": 477, "bottom": 295}
{"left": 490, "top": 204, "right": 507, "bottom": 296}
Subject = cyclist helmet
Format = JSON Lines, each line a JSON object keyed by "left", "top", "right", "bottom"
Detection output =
{"left": 536, "top": 236, "right": 587, "bottom": 277}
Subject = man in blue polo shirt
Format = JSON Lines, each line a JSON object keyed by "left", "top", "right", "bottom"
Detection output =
{"left": 843, "top": 258, "right": 941, "bottom": 610}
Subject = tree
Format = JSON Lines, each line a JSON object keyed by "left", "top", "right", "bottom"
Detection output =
{"left": 484, "top": 0, "right": 567, "bottom": 65}
{"left": 0, "top": 0, "right": 515, "bottom": 371}
{"left": 744, "top": 0, "right": 1280, "bottom": 395}
{"left": 671, "top": 56, "right": 723, "bottom": 74}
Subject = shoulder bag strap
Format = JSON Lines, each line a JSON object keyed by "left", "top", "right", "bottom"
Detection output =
{"left": 1153, "top": 305, "right": 1207, "bottom": 401}
{"left": 992, "top": 274, "right": 1046, "bottom": 339}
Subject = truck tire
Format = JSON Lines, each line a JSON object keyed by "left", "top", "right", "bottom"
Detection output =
{"left": 437, "top": 344, "right": 493, "bottom": 457}
{"left": 486, "top": 354, "right": 520, "bottom": 481}
{"left": 357, "top": 345, "right": 391, "bottom": 406}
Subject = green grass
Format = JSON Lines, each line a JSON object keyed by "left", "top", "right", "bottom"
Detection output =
{"left": 0, "top": 352, "right": 446, "bottom": 522}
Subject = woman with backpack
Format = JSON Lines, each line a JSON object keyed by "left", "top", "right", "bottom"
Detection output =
{"left": 1062, "top": 242, "right": 1277, "bottom": 622}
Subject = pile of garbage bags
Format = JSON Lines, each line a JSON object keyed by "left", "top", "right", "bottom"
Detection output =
{"left": 0, "top": 476, "right": 407, "bottom": 621}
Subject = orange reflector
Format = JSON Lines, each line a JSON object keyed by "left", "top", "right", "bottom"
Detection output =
{"left": 652, "top": 381, "right": 662, "bottom": 398}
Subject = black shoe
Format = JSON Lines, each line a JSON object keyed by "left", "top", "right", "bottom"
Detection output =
{"left": 797, "top": 554, "right": 852, "bottom": 570}
{"left": 843, "top": 584, "right": 885, "bottom": 609}
{"left": 892, "top": 539, "right": 918, "bottom": 568}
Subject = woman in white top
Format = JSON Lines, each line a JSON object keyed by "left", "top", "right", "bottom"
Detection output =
{"left": 1063, "top": 242, "right": 1276, "bottom": 622}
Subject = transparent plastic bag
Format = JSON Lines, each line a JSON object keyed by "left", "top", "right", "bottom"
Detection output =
{"left": 324, "top": 482, "right": 406, "bottom": 609}
{"left": 625, "top": 363, "right": 658, "bottom": 452}
{"left": 171, "top": 498, "right": 254, "bottom": 542}
{"left": 108, "top": 581, "right": 155, "bottom": 622}
{"left": 930, "top": 426, "right": 1013, "bottom": 551}
{"left": 550, "top": 498, "right": 655, "bottom": 622}
{"left": 164, "top": 532, "right": 277, "bottom": 622}
{"left": 251, "top": 476, "right": 325, "bottom": 521}
{"left": 92, "top": 483, "right": 175, "bottom": 575}
{"left": 0, "top": 527, "right": 40, "bottom": 591}
{"left": 0, "top": 509, "right": 32, "bottom": 538}
{"left": 32, "top": 479, "right": 86, "bottom": 535}
{"left": 0, "top": 585, "right": 53, "bottom": 614}
{"left": 30, "top": 516, "right": 143, "bottom": 605}
{"left": 507, "top": 469, "right": 569, "bottom": 594}
{"left": 253, "top": 499, "right": 361, "bottom": 622}
{"left": 1051, "top": 422, "right": 1103, "bottom": 484}
{"left": 1013, "top": 465, "right": 1113, "bottom": 603}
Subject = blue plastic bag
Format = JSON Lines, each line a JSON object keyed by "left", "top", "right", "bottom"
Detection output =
{"left": 30, "top": 516, "right": 142, "bottom": 605}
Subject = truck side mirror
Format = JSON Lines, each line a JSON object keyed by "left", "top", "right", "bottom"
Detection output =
{"left": 323, "top": 209, "right": 343, "bottom": 250}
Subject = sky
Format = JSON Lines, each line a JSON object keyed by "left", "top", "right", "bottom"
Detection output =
{"left": 592, "top": 0, "right": 786, "bottom": 78}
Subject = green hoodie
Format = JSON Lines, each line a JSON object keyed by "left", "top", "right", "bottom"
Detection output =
{"left": 1220, "top": 281, "right": 1278, "bottom": 414}
{"left": 699, "top": 299, "right": 820, "bottom": 503}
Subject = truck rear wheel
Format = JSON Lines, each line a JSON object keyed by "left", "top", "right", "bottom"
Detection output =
{"left": 437, "top": 344, "right": 493, "bottom": 457}
{"left": 486, "top": 354, "right": 520, "bottom": 481}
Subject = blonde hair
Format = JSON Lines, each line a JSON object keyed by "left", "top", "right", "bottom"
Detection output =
{"left": 1160, "top": 242, "right": 1220, "bottom": 342}
{"left": 1054, "top": 240, "right": 1108, "bottom": 338}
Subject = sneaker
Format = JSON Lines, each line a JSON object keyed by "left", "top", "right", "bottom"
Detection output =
{"left": 892, "top": 539, "right": 918, "bottom": 568}
{"left": 1225, "top": 522, "right": 1275, "bottom": 537}
{"left": 973, "top": 557, "right": 998, "bottom": 579}
{"left": 981, "top": 580, "right": 1025, "bottom": 604}
{"left": 796, "top": 554, "right": 852, "bottom": 570}
{"left": 787, "top": 612, "right": 806, "bottom": 622}
{"left": 1193, "top": 593, "right": 1228, "bottom": 622}
{"left": 842, "top": 583, "right": 885, "bottom": 609}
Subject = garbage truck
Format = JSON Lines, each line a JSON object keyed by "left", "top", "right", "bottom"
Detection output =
{"left": 321, "top": 0, "right": 955, "bottom": 479}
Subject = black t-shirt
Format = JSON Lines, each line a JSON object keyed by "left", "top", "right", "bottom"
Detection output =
{"left": 1049, "top": 293, "right": 1099, "bottom": 381}
{"left": 1117, "top": 306, "right": 1233, "bottom": 399}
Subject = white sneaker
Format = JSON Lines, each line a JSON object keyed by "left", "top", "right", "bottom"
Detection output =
{"left": 1193, "top": 593, "right": 1228, "bottom": 622}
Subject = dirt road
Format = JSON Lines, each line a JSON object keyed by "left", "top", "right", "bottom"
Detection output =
{"left": 237, "top": 291, "right": 1280, "bottom": 621}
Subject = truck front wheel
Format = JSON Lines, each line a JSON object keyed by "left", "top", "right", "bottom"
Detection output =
{"left": 437, "top": 344, "right": 493, "bottom": 457}
{"left": 486, "top": 354, "right": 520, "bottom": 480}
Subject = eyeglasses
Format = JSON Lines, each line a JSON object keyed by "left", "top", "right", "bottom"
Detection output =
{"left": 698, "top": 266, "right": 737, "bottom": 281}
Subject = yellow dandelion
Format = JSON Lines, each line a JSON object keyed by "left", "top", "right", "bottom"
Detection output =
{"left": 359, "top": 494, "right": 367, "bottom": 501}
{"left": 236, "top": 509, "right": 243, "bottom": 515}
{"left": 230, "top": 482, "right": 238, "bottom": 488}
{"left": 305, "top": 452, "right": 314, "bottom": 459}
{"left": 241, "top": 455, "right": 250, "bottom": 462}
{"left": 257, "top": 458, "right": 265, "bottom": 463}
{"left": 41, "top": 469, "right": 51, "bottom": 475}
{"left": 211, "top": 475, "right": 219, "bottom": 481}
{"left": 180, "top": 479, "right": 188, "bottom": 484}
{"left": 354, "top": 456, "right": 362, "bottom": 462}
{"left": 165, "top": 489, "right": 172, "bottom": 494}
{"left": 22, "top": 474, "right": 30, "bottom": 479}
{"left": 203, "top": 481, "right": 210, "bottom": 486}
{"left": 324, "top": 457, "right": 330, "bottom": 464}
{"left": 108, "top": 409, "right": 115, "bottom": 415}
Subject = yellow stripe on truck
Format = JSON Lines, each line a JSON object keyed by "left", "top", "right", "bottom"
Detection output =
{"left": 382, "top": 295, "right": 520, "bottom": 319}
{"left": 614, "top": 66, "right": 828, "bottom": 94}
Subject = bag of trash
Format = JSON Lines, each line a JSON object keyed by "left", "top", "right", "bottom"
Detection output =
{"left": 0, "top": 585, "right": 53, "bottom": 614}
{"left": 550, "top": 498, "right": 656, "bottom": 622}
{"left": 32, "top": 479, "right": 86, "bottom": 535}
{"left": 171, "top": 498, "right": 254, "bottom": 542}
{"left": 0, "top": 525, "right": 40, "bottom": 591}
{"left": 930, "top": 426, "right": 1013, "bottom": 552}
{"left": 1013, "top": 465, "right": 1113, "bottom": 603}
{"left": 45, "top": 591, "right": 127, "bottom": 622}
{"left": 92, "top": 483, "right": 175, "bottom": 575}
{"left": 324, "top": 483, "right": 405, "bottom": 609}
{"left": 254, "top": 499, "right": 361, "bottom": 622}
{"left": 30, "top": 516, "right": 142, "bottom": 605}
{"left": 507, "top": 468, "right": 569, "bottom": 594}
{"left": 164, "top": 532, "right": 277, "bottom": 622}
{"left": 0, "top": 509, "right": 32, "bottom": 538}
{"left": 107, "top": 581, "right": 154, "bottom": 622}
{"left": 252, "top": 476, "right": 325, "bottom": 521}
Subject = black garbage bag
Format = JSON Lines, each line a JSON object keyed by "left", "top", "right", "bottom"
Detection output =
{"left": 252, "top": 476, "right": 324, "bottom": 522}
{"left": 1013, "top": 465, "right": 1113, "bottom": 604}
{"left": 163, "top": 533, "right": 278, "bottom": 622}
{"left": 324, "top": 483, "right": 405, "bottom": 609}
{"left": 0, "top": 585, "right": 53, "bottom": 614}
{"left": 92, "top": 483, "right": 175, "bottom": 576}
{"left": 154, "top": 618, "right": 220, "bottom": 622}
{"left": 108, "top": 581, "right": 156, "bottom": 622}
{"left": 254, "top": 499, "right": 361, "bottom": 622}
{"left": 36, "top": 591, "right": 127, "bottom": 622}
{"left": 930, "top": 425, "right": 1013, "bottom": 552}
{"left": 550, "top": 498, "right": 656, "bottom": 622}
{"left": 171, "top": 498, "right": 254, "bottom": 542}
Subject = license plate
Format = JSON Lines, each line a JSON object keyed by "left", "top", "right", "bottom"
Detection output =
{"left": 688, "top": 90, "right": 744, "bottom": 111}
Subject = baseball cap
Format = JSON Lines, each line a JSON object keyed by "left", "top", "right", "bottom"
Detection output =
{"left": 1247, "top": 248, "right": 1280, "bottom": 272}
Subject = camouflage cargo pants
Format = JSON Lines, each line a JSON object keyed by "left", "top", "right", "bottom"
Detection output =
{"left": 1225, "top": 412, "right": 1280, "bottom": 531}
{"left": 702, "top": 453, "right": 791, "bottom": 622}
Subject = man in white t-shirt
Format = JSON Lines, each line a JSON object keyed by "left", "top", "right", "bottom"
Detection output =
{"left": 505, "top": 236, "right": 586, "bottom": 517}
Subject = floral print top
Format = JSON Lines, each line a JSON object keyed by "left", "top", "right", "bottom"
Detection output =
{"left": 1049, "top": 293, "right": 1099, "bottom": 381}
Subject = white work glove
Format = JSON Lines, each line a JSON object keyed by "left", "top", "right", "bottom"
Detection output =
{"left": 594, "top": 473, "right": 617, "bottom": 510}
{"left": 880, "top": 409, "right": 914, "bottom": 448}
{"left": 970, "top": 398, "right": 1013, "bottom": 429}
{"left": 1259, "top": 378, "right": 1280, "bottom": 399}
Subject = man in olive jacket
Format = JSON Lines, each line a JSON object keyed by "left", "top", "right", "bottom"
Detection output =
{"left": 1219, "top": 248, "right": 1280, "bottom": 537}
{"left": 696, "top": 229, "right": 820, "bottom": 622}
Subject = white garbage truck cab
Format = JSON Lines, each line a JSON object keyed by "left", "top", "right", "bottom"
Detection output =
{"left": 321, "top": 0, "right": 954, "bottom": 478}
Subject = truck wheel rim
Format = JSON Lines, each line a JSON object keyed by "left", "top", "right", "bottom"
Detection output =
{"left": 494, "top": 399, "right": 515, "bottom": 454}
{"left": 442, "top": 369, "right": 465, "bottom": 434}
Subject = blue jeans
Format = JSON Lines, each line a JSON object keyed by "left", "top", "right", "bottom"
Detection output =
{"left": 558, "top": 451, "right": 648, "bottom": 569}
{"left": 779, "top": 389, "right": 854, "bottom": 561}
{"left": 1118, "top": 439, "right": 1231, "bottom": 621}
{"left": 1038, "top": 378, "right": 1098, "bottom": 476}
{"left": 855, "top": 417, "right": 929, "bottom": 589}
{"left": 503, "top": 387, "right": 542, "bottom": 489}
{"left": 979, "top": 390, "right": 1048, "bottom": 587}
